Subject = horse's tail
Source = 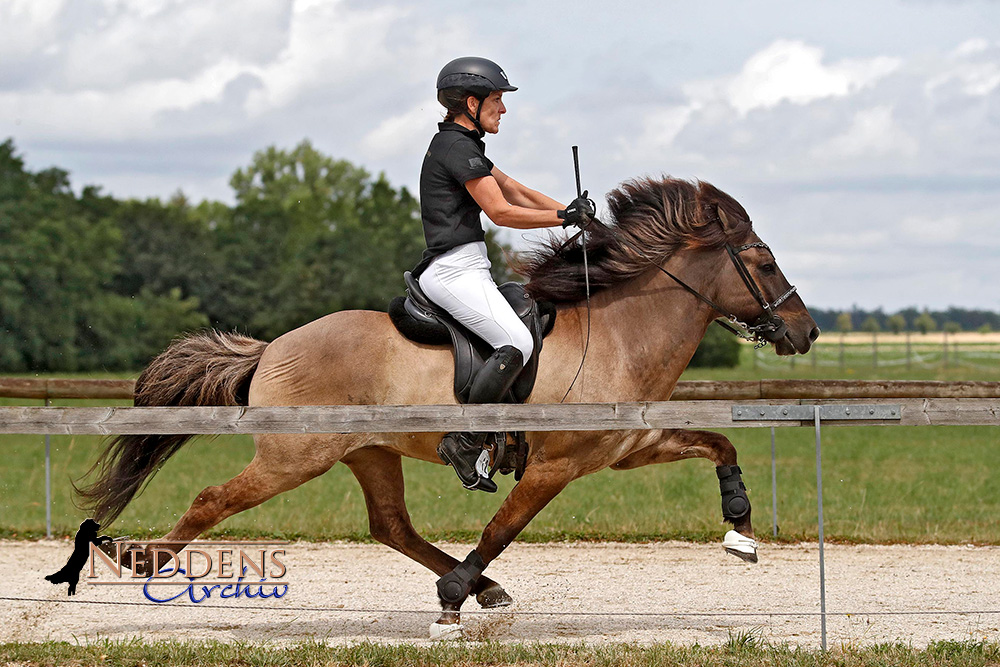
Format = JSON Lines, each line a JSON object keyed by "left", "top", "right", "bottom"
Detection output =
{"left": 75, "top": 330, "right": 268, "bottom": 526}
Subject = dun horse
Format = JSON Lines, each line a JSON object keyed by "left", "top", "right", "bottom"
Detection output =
{"left": 78, "top": 178, "right": 819, "bottom": 637}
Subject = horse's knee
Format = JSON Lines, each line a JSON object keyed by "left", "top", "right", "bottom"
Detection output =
{"left": 695, "top": 430, "right": 738, "bottom": 466}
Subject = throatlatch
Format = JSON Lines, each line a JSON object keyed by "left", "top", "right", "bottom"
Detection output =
{"left": 717, "top": 464, "right": 750, "bottom": 522}
{"left": 436, "top": 549, "right": 486, "bottom": 604}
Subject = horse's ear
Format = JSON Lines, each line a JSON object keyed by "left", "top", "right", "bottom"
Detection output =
{"left": 716, "top": 206, "right": 737, "bottom": 230}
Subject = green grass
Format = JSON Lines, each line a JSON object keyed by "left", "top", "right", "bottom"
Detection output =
{"left": 1, "top": 350, "right": 997, "bottom": 544}
{"left": 2, "top": 638, "right": 1000, "bottom": 667}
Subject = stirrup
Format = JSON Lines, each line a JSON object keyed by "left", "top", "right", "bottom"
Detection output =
{"left": 437, "top": 433, "right": 498, "bottom": 493}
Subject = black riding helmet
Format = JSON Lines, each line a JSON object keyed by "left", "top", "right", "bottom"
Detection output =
{"left": 437, "top": 57, "right": 516, "bottom": 135}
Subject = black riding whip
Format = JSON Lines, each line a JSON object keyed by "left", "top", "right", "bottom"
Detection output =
{"left": 560, "top": 146, "right": 593, "bottom": 403}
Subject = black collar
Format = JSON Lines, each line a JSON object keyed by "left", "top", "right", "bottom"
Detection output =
{"left": 438, "top": 121, "right": 485, "bottom": 144}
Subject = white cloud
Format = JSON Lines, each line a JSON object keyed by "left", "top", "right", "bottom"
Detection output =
{"left": 361, "top": 104, "right": 441, "bottom": 159}
{"left": 685, "top": 40, "right": 901, "bottom": 115}
{"left": 898, "top": 214, "right": 963, "bottom": 244}
{"left": 813, "top": 106, "right": 919, "bottom": 160}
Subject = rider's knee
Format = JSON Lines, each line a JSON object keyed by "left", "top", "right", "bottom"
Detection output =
{"left": 508, "top": 327, "right": 533, "bottom": 362}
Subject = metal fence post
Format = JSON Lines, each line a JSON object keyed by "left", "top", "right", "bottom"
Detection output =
{"left": 770, "top": 426, "right": 778, "bottom": 537}
{"left": 814, "top": 407, "right": 826, "bottom": 651}
{"left": 45, "top": 397, "right": 52, "bottom": 539}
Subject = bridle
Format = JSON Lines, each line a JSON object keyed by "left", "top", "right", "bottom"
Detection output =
{"left": 664, "top": 239, "right": 797, "bottom": 348}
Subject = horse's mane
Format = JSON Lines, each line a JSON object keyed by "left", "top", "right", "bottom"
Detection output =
{"left": 518, "top": 178, "right": 754, "bottom": 304}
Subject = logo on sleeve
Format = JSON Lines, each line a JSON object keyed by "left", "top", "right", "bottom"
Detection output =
{"left": 468, "top": 157, "right": 484, "bottom": 169}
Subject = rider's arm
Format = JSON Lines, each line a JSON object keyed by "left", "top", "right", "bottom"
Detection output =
{"left": 465, "top": 174, "right": 564, "bottom": 230}
{"left": 491, "top": 166, "right": 564, "bottom": 211}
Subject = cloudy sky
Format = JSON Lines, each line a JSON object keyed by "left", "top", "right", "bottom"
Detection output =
{"left": 2, "top": 0, "right": 999, "bottom": 311}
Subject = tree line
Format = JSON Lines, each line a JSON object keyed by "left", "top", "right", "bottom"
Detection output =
{"left": 0, "top": 138, "right": 516, "bottom": 372}
{"left": 809, "top": 307, "right": 999, "bottom": 335}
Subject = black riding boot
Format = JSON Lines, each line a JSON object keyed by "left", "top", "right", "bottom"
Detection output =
{"left": 438, "top": 345, "right": 524, "bottom": 492}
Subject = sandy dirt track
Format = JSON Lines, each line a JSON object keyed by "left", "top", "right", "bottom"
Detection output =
{"left": 3, "top": 540, "right": 998, "bottom": 648}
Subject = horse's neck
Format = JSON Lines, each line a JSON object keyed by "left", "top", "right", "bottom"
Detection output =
{"left": 551, "top": 266, "right": 715, "bottom": 402}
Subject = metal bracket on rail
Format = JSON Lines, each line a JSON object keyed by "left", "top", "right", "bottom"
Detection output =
{"left": 730, "top": 403, "right": 901, "bottom": 651}
{"left": 732, "top": 404, "right": 901, "bottom": 421}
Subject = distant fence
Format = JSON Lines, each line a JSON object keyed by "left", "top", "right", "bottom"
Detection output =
{"left": 3, "top": 377, "right": 1000, "bottom": 401}
{"left": 754, "top": 333, "right": 1000, "bottom": 372}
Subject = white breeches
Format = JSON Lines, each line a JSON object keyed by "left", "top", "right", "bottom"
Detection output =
{"left": 418, "top": 241, "right": 534, "bottom": 361}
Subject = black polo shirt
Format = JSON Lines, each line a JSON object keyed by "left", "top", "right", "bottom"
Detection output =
{"left": 413, "top": 122, "right": 495, "bottom": 276}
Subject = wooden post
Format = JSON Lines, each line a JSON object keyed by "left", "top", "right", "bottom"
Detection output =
{"left": 872, "top": 331, "right": 878, "bottom": 369}
{"left": 943, "top": 331, "right": 949, "bottom": 369}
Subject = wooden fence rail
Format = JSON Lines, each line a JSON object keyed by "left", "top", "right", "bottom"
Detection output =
{"left": 2, "top": 377, "right": 1000, "bottom": 401}
{"left": 0, "top": 398, "right": 997, "bottom": 435}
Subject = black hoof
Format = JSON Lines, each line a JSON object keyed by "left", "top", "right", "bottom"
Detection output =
{"left": 477, "top": 583, "right": 513, "bottom": 608}
{"left": 725, "top": 547, "right": 759, "bottom": 564}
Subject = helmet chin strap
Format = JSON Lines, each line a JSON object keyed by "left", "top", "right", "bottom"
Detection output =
{"left": 462, "top": 95, "right": 487, "bottom": 137}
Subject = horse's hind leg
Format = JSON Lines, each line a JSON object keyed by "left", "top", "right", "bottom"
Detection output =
{"left": 343, "top": 447, "right": 512, "bottom": 609}
{"left": 130, "top": 433, "right": 342, "bottom": 575}
{"left": 611, "top": 429, "right": 757, "bottom": 561}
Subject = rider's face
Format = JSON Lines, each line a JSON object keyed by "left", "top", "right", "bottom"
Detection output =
{"left": 473, "top": 92, "right": 506, "bottom": 134}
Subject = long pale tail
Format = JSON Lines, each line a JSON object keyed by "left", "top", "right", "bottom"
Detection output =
{"left": 75, "top": 331, "right": 268, "bottom": 525}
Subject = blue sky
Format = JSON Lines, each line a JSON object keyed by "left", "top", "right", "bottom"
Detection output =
{"left": 2, "top": 0, "right": 999, "bottom": 311}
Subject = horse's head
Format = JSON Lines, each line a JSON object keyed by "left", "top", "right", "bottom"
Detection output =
{"left": 693, "top": 182, "right": 820, "bottom": 355}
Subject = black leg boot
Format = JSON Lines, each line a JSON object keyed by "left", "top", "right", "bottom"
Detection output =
{"left": 437, "top": 432, "right": 497, "bottom": 492}
{"left": 438, "top": 346, "right": 524, "bottom": 492}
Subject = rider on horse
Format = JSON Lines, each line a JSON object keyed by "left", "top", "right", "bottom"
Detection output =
{"left": 414, "top": 57, "right": 594, "bottom": 492}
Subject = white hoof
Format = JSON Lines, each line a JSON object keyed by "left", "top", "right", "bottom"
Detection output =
{"left": 723, "top": 530, "right": 758, "bottom": 563}
{"left": 429, "top": 622, "right": 464, "bottom": 641}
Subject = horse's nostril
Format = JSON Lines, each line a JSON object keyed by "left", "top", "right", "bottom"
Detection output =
{"left": 809, "top": 326, "right": 821, "bottom": 342}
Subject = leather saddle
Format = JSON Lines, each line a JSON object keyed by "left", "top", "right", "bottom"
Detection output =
{"left": 388, "top": 271, "right": 556, "bottom": 404}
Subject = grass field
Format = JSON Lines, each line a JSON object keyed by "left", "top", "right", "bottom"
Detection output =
{"left": 1, "top": 341, "right": 997, "bottom": 544}
{"left": 3, "top": 638, "right": 999, "bottom": 667}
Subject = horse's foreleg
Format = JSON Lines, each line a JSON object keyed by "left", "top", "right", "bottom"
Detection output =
{"left": 343, "top": 447, "right": 512, "bottom": 609}
{"left": 611, "top": 428, "right": 757, "bottom": 560}
{"left": 431, "top": 462, "right": 573, "bottom": 634}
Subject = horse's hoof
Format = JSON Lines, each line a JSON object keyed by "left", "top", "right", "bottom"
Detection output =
{"left": 429, "top": 621, "right": 464, "bottom": 641}
{"left": 476, "top": 584, "right": 513, "bottom": 608}
{"left": 723, "top": 529, "right": 758, "bottom": 563}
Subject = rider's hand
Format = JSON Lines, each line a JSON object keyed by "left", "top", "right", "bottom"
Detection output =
{"left": 558, "top": 191, "right": 596, "bottom": 228}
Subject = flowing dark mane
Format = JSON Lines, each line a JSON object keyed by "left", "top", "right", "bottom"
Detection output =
{"left": 518, "top": 178, "right": 755, "bottom": 303}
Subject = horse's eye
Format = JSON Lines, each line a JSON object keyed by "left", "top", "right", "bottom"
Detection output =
{"left": 760, "top": 263, "right": 776, "bottom": 275}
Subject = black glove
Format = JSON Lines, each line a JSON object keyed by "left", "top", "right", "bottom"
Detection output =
{"left": 558, "top": 191, "right": 596, "bottom": 228}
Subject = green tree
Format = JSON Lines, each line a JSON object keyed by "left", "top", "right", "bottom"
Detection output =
{"left": 887, "top": 314, "right": 907, "bottom": 334}
{"left": 689, "top": 323, "right": 742, "bottom": 368}
{"left": 943, "top": 321, "right": 961, "bottom": 334}
{"left": 861, "top": 315, "right": 881, "bottom": 333}
{"left": 914, "top": 310, "right": 937, "bottom": 334}
{"left": 835, "top": 312, "right": 853, "bottom": 333}
{"left": 0, "top": 141, "right": 121, "bottom": 370}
